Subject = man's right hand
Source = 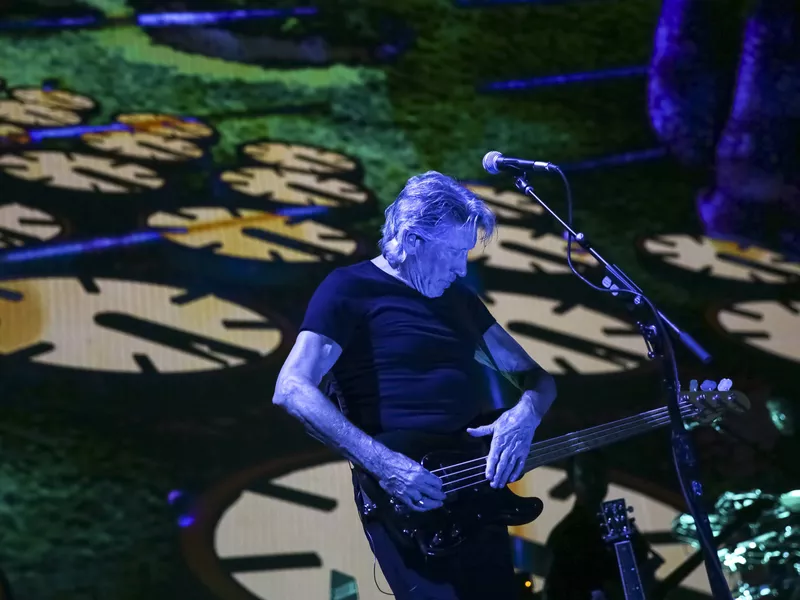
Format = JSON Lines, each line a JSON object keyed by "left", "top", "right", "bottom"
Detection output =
{"left": 375, "top": 451, "right": 446, "bottom": 512}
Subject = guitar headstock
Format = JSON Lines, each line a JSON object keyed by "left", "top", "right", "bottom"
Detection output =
{"left": 599, "top": 498, "right": 635, "bottom": 544}
{"left": 680, "top": 378, "right": 750, "bottom": 425}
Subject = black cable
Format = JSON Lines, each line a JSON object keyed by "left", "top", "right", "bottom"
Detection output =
{"left": 545, "top": 166, "right": 733, "bottom": 598}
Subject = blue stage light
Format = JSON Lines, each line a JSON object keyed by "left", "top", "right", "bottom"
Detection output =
{"left": 0, "top": 16, "right": 98, "bottom": 30}
{"left": 137, "top": 7, "right": 318, "bottom": 27}
{"left": 0, "top": 8, "right": 317, "bottom": 31}
{"left": 561, "top": 147, "right": 667, "bottom": 171}
{"left": 0, "top": 231, "right": 172, "bottom": 264}
{"left": 29, "top": 123, "right": 130, "bottom": 142}
{"left": 480, "top": 66, "right": 648, "bottom": 92}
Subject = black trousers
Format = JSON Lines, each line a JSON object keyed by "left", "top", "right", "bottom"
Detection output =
{"left": 361, "top": 519, "right": 516, "bottom": 600}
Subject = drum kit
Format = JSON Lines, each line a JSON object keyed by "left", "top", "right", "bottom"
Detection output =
{"left": 673, "top": 489, "right": 800, "bottom": 599}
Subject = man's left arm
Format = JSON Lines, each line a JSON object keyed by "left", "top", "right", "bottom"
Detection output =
{"left": 467, "top": 322, "right": 557, "bottom": 487}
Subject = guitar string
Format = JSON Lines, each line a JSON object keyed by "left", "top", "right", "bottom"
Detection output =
{"left": 428, "top": 401, "right": 692, "bottom": 477}
{"left": 437, "top": 403, "right": 694, "bottom": 486}
{"left": 441, "top": 410, "right": 685, "bottom": 496}
{"left": 439, "top": 405, "right": 692, "bottom": 492}
{"left": 441, "top": 411, "right": 684, "bottom": 493}
{"left": 441, "top": 411, "right": 682, "bottom": 494}
{"left": 438, "top": 410, "right": 685, "bottom": 492}
{"left": 435, "top": 386, "right": 746, "bottom": 479}
{"left": 442, "top": 406, "right": 691, "bottom": 494}
{"left": 429, "top": 401, "right": 695, "bottom": 478}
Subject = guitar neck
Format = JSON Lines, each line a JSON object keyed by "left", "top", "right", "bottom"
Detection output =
{"left": 522, "top": 402, "right": 685, "bottom": 475}
{"left": 613, "top": 540, "right": 646, "bottom": 600}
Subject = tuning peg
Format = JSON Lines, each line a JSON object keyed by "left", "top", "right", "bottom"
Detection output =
{"left": 718, "top": 378, "right": 732, "bottom": 392}
{"left": 701, "top": 380, "right": 717, "bottom": 391}
{"left": 689, "top": 380, "right": 699, "bottom": 391}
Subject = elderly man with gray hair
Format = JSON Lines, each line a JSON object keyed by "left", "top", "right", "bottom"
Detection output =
{"left": 273, "top": 170, "right": 557, "bottom": 599}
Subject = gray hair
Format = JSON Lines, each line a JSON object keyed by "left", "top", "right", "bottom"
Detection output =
{"left": 379, "top": 171, "right": 496, "bottom": 267}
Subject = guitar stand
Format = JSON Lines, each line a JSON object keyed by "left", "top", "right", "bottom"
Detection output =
{"left": 511, "top": 171, "right": 734, "bottom": 600}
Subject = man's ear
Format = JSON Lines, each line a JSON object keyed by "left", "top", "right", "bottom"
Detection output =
{"left": 403, "top": 231, "right": 420, "bottom": 256}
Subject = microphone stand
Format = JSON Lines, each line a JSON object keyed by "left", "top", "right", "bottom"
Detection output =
{"left": 511, "top": 172, "right": 733, "bottom": 600}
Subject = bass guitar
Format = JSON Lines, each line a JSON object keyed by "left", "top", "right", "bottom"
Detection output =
{"left": 353, "top": 384, "right": 749, "bottom": 559}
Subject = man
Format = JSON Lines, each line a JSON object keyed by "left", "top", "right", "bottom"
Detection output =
{"left": 273, "top": 171, "right": 557, "bottom": 599}
{"left": 544, "top": 452, "right": 616, "bottom": 600}
{"left": 544, "top": 453, "right": 657, "bottom": 600}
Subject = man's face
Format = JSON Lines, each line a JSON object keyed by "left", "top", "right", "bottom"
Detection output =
{"left": 404, "top": 223, "right": 477, "bottom": 298}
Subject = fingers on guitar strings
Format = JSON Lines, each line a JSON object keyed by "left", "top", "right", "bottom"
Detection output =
{"left": 492, "top": 449, "right": 515, "bottom": 488}
{"left": 424, "top": 481, "right": 446, "bottom": 501}
{"left": 509, "top": 457, "right": 525, "bottom": 483}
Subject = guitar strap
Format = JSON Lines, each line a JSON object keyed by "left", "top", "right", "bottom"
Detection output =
{"left": 321, "top": 371, "right": 348, "bottom": 416}
{"left": 474, "top": 332, "right": 525, "bottom": 394}
{"left": 320, "top": 372, "right": 370, "bottom": 509}
{"left": 446, "top": 290, "right": 525, "bottom": 395}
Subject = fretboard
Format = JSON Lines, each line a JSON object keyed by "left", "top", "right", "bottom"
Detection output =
{"left": 614, "top": 540, "right": 646, "bottom": 600}
{"left": 522, "top": 402, "right": 692, "bottom": 474}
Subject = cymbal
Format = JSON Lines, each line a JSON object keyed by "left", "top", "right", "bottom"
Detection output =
{"left": 780, "top": 490, "right": 800, "bottom": 512}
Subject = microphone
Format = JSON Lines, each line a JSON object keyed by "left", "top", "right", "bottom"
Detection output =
{"left": 482, "top": 151, "right": 557, "bottom": 174}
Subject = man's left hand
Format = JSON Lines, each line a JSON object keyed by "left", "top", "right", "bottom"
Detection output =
{"left": 466, "top": 401, "right": 540, "bottom": 488}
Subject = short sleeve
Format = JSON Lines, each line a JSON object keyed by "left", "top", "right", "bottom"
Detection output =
{"left": 299, "top": 268, "right": 358, "bottom": 349}
{"left": 453, "top": 281, "right": 496, "bottom": 337}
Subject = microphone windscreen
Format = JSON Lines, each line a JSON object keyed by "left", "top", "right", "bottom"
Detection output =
{"left": 482, "top": 151, "right": 502, "bottom": 174}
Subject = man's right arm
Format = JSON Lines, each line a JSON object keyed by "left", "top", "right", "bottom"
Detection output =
{"left": 272, "top": 331, "right": 395, "bottom": 476}
{"left": 272, "top": 331, "right": 444, "bottom": 511}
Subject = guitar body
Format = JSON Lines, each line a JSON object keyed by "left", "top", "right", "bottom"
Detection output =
{"left": 353, "top": 415, "right": 544, "bottom": 559}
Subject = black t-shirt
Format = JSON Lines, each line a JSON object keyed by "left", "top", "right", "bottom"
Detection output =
{"left": 299, "top": 260, "right": 496, "bottom": 435}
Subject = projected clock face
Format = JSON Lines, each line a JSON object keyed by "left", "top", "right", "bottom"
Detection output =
{"left": 466, "top": 184, "right": 597, "bottom": 273}
{"left": 241, "top": 142, "right": 359, "bottom": 175}
{"left": 147, "top": 207, "right": 358, "bottom": 262}
{"left": 509, "top": 468, "right": 711, "bottom": 596}
{"left": 220, "top": 168, "right": 370, "bottom": 207}
{"left": 641, "top": 234, "right": 800, "bottom": 285}
{"left": 470, "top": 224, "right": 598, "bottom": 273}
{"left": 10, "top": 87, "right": 97, "bottom": 113}
{"left": 0, "top": 203, "right": 62, "bottom": 248}
{"left": 209, "top": 461, "right": 376, "bottom": 600}
{"left": 466, "top": 184, "right": 544, "bottom": 220}
{"left": 0, "top": 277, "right": 285, "bottom": 373}
{"left": 0, "top": 151, "right": 164, "bottom": 193}
{"left": 81, "top": 131, "right": 205, "bottom": 162}
{"left": 0, "top": 99, "right": 83, "bottom": 127}
{"left": 184, "top": 460, "right": 710, "bottom": 600}
{"left": 713, "top": 300, "right": 800, "bottom": 365}
{"left": 0, "top": 123, "right": 26, "bottom": 137}
{"left": 485, "top": 291, "right": 648, "bottom": 375}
